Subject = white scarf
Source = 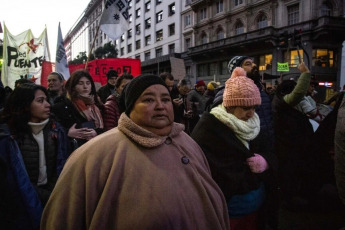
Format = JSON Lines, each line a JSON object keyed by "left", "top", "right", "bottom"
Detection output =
{"left": 210, "top": 104, "right": 260, "bottom": 149}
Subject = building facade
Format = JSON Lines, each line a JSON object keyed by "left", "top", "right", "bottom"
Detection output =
{"left": 65, "top": 0, "right": 345, "bottom": 97}
{"left": 182, "top": 0, "right": 345, "bottom": 97}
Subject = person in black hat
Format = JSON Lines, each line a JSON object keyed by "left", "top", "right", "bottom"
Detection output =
{"left": 41, "top": 74, "right": 230, "bottom": 230}
{"left": 97, "top": 69, "right": 118, "bottom": 103}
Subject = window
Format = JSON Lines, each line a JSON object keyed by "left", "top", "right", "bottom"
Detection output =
{"left": 169, "top": 3, "right": 176, "bottom": 16}
{"left": 169, "top": 43, "right": 175, "bottom": 54}
{"left": 259, "top": 54, "right": 273, "bottom": 70}
{"left": 145, "top": 35, "right": 151, "bottom": 46}
{"left": 136, "top": 8, "right": 141, "bottom": 18}
{"left": 288, "top": 4, "right": 299, "bottom": 25}
{"left": 198, "top": 64, "right": 208, "bottom": 76}
{"left": 312, "top": 49, "right": 335, "bottom": 68}
{"left": 145, "top": 52, "right": 151, "bottom": 60}
{"left": 128, "top": 29, "right": 132, "bottom": 38}
{"left": 320, "top": 2, "right": 332, "bottom": 16}
{"left": 121, "top": 34, "right": 125, "bottom": 42}
{"left": 220, "top": 61, "right": 228, "bottom": 75}
{"left": 145, "top": 18, "right": 151, "bottom": 29}
{"left": 156, "top": 0, "right": 162, "bottom": 4}
{"left": 135, "top": 54, "right": 140, "bottom": 59}
{"left": 217, "top": 29, "right": 224, "bottom": 40}
{"left": 284, "top": 49, "right": 304, "bottom": 67}
{"left": 156, "top": 48, "right": 163, "bottom": 57}
{"left": 216, "top": 0, "right": 223, "bottom": 14}
{"left": 201, "top": 33, "right": 207, "bottom": 44}
{"left": 257, "top": 14, "right": 268, "bottom": 29}
{"left": 156, "top": 29, "right": 163, "bottom": 41}
{"left": 209, "top": 63, "right": 217, "bottom": 76}
{"left": 235, "top": 21, "right": 244, "bottom": 35}
{"left": 145, "top": 1, "right": 151, "bottom": 12}
{"left": 104, "top": 33, "right": 106, "bottom": 39}
{"left": 121, "top": 47, "right": 124, "bottom": 55}
{"left": 136, "top": 0, "right": 140, "bottom": 2}
{"left": 234, "top": 0, "right": 243, "bottom": 6}
{"left": 156, "top": 11, "right": 163, "bottom": 23}
{"left": 129, "top": 14, "right": 133, "bottom": 23}
{"left": 185, "top": 14, "right": 191, "bottom": 27}
{"left": 185, "top": 38, "right": 191, "bottom": 49}
{"left": 199, "top": 8, "right": 207, "bottom": 21}
{"left": 186, "top": 66, "right": 191, "bottom": 75}
{"left": 136, "top": 24, "right": 141, "bottom": 35}
{"left": 128, "top": 0, "right": 132, "bottom": 8}
{"left": 128, "top": 44, "right": 132, "bottom": 53}
{"left": 169, "top": 23, "right": 175, "bottom": 36}
{"left": 136, "top": 40, "right": 141, "bottom": 50}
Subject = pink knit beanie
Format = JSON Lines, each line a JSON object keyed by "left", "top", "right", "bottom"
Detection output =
{"left": 223, "top": 67, "right": 261, "bottom": 107}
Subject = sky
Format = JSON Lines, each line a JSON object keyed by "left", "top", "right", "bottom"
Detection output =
{"left": 1, "top": 0, "right": 91, "bottom": 62}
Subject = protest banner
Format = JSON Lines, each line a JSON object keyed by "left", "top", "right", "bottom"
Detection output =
{"left": 1, "top": 24, "right": 51, "bottom": 88}
{"left": 277, "top": 62, "right": 290, "bottom": 72}
{"left": 69, "top": 58, "right": 141, "bottom": 86}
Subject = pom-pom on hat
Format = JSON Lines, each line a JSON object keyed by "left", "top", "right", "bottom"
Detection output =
{"left": 223, "top": 67, "right": 261, "bottom": 107}
{"left": 123, "top": 74, "right": 169, "bottom": 116}
{"left": 227, "top": 56, "right": 250, "bottom": 75}
{"left": 207, "top": 81, "right": 220, "bottom": 91}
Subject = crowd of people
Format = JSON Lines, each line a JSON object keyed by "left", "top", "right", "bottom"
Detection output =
{"left": 0, "top": 56, "right": 344, "bottom": 230}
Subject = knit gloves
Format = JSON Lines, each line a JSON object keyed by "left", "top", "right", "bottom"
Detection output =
{"left": 246, "top": 153, "right": 269, "bottom": 173}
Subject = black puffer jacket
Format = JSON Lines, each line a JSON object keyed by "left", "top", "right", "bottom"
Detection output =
{"left": 15, "top": 119, "right": 68, "bottom": 205}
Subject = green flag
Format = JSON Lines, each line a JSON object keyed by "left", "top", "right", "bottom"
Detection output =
{"left": 277, "top": 62, "right": 289, "bottom": 72}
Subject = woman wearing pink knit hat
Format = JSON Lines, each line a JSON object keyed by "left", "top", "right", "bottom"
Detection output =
{"left": 192, "top": 67, "right": 275, "bottom": 230}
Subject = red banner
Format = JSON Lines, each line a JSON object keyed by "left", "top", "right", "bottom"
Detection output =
{"left": 41, "top": 61, "right": 55, "bottom": 88}
{"left": 69, "top": 58, "right": 141, "bottom": 85}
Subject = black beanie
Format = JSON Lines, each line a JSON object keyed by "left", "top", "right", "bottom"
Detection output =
{"left": 123, "top": 74, "right": 169, "bottom": 116}
{"left": 227, "top": 56, "right": 250, "bottom": 75}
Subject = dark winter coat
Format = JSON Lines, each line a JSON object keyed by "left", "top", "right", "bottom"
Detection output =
{"left": 191, "top": 112, "right": 275, "bottom": 200}
{"left": 15, "top": 119, "right": 70, "bottom": 205}
{"left": 52, "top": 96, "right": 103, "bottom": 149}
{"left": 97, "top": 83, "right": 115, "bottom": 104}
{"left": 272, "top": 93, "right": 315, "bottom": 199}
{"left": 0, "top": 123, "right": 43, "bottom": 230}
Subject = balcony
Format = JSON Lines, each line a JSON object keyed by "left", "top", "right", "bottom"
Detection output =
{"left": 188, "top": 16, "right": 345, "bottom": 58}
{"left": 188, "top": 26, "right": 276, "bottom": 57}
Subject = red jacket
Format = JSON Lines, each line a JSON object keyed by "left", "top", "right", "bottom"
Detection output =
{"left": 103, "top": 95, "right": 121, "bottom": 131}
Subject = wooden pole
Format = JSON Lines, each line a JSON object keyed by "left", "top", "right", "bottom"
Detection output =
{"left": 85, "top": 23, "right": 101, "bottom": 69}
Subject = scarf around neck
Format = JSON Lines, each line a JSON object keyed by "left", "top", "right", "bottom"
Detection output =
{"left": 210, "top": 104, "right": 260, "bottom": 148}
{"left": 72, "top": 95, "right": 104, "bottom": 129}
{"left": 117, "top": 113, "right": 184, "bottom": 148}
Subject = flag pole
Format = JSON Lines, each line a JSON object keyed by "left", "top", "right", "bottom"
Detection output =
{"left": 85, "top": 22, "right": 101, "bottom": 69}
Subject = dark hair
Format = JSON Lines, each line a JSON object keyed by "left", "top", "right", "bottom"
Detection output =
{"left": 65, "top": 69, "right": 103, "bottom": 107}
{"left": 48, "top": 72, "right": 65, "bottom": 81}
{"left": 15, "top": 78, "right": 34, "bottom": 88}
{"left": 178, "top": 79, "right": 189, "bottom": 87}
{"left": 276, "top": 80, "right": 297, "bottom": 98}
{"left": 1, "top": 83, "right": 48, "bottom": 138}
{"left": 106, "top": 69, "right": 118, "bottom": 80}
{"left": 115, "top": 73, "right": 134, "bottom": 89}
{"left": 159, "top": 72, "right": 174, "bottom": 82}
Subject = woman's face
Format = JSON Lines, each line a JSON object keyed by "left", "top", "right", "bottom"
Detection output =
{"left": 130, "top": 84, "right": 174, "bottom": 136}
{"left": 74, "top": 76, "right": 92, "bottom": 97}
{"left": 117, "top": 79, "right": 131, "bottom": 94}
{"left": 227, "top": 105, "right": 257, "bottom": 121}
{"left": 30, "top": 89, "right": 50, "bottom": 123}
